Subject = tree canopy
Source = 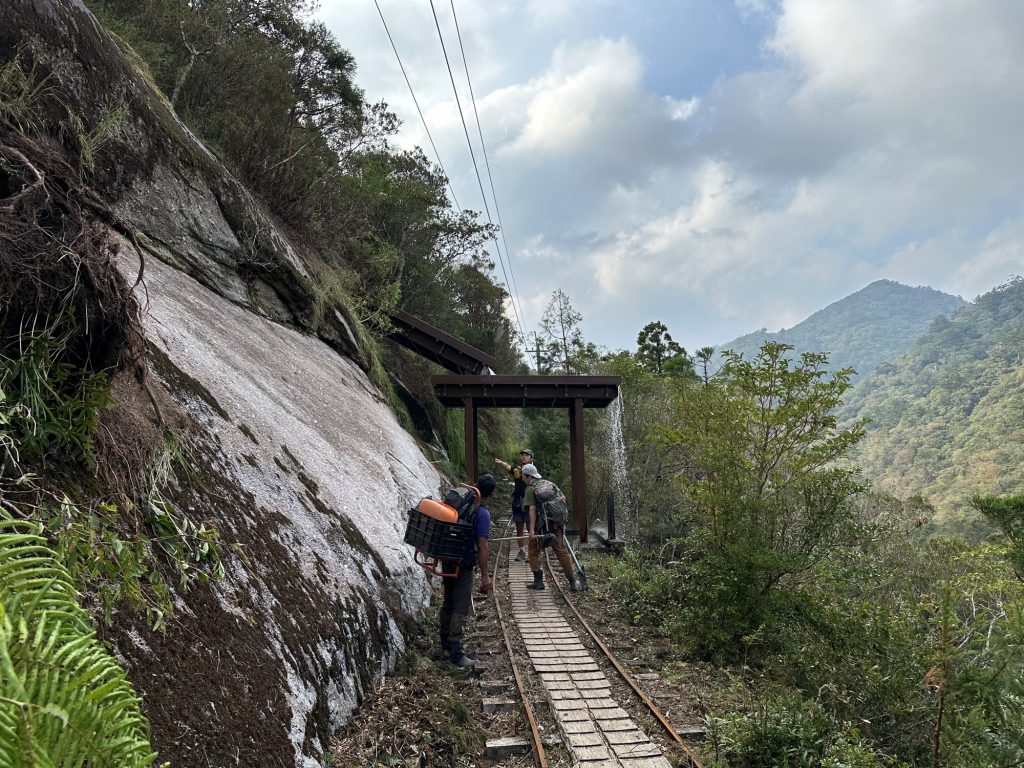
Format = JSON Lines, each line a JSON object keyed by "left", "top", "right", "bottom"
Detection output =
{"left": 635, "top": 320, "right": 695, "bottom": 378}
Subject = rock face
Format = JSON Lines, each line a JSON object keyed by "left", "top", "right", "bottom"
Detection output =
{"left": 119, "top": 255, "right": 438, "bottom": 767}
{"left": 1, "top": 1, "right": 442, "bottom": 766}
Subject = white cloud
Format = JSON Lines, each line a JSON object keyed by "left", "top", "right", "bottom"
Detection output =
{"left": 664, "top": 95, "right": 700, "bottom": 122}
{"left": 882, "top": 215, "right": 1024, "bottom": 304}
{"left": 959, "top": 222, "right": 1024, "bottom": 299}
{"left": 735, "top": 0, "right": 772, "bottom": 19}
{"left": 608, "top": 0, "right": 1024, "bottom": 341}
{"left": 494, "top": 38, "right": 688, "bottom": 161}
{"left": 770, "top": 0, "right": 1024, "bottom": 159}
{"left": 317, "top": 0, "right": 1024, "bottom": 350}
{"left": 460, "top": 36, "right": 701, "bottom": 244}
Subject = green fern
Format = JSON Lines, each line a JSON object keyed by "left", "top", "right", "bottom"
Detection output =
{"left": 0, "top": 519, "right": 158, "bottom": 767}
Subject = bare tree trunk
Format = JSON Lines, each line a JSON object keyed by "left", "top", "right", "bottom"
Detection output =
{"left": 931, "top": 609, "right": 951, "bottom": 768}
{"left": 932, "top": 685, "right": 945, "bottom": 768}
{"left": 170, "top": 53, "right": 197, "bottom": 108}
{"left": 171, "top": 22, "right": 214, "bottom": 109}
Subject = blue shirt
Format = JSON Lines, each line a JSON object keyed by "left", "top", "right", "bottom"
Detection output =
{"left": 463, "top": 504, "right": 491, "bottom": 567}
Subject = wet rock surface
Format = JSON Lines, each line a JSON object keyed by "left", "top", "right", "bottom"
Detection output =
{"left": 108, "top": 258, "right": 440, "bottom": 767}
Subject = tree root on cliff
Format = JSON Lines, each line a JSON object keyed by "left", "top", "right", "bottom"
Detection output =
{"left": 0, "top": 110, "right": 178, "bottom": 490}
{"left": 0, "top": 119, "right": 145, "bottom": 375}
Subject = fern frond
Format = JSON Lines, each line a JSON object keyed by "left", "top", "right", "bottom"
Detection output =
{"left": 0, "top": 520, "right": 157, "bottom": 767}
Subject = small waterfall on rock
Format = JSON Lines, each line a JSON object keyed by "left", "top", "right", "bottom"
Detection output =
{"left": 607, "top": 392, "right": 631, "bottom": 539}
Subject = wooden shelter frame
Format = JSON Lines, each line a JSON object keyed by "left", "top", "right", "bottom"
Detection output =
{"left": 389, "top": 313, "right": 620, "bottom": 542}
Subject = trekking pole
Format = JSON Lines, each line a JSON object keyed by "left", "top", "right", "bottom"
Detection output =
{"left": 562, "top": 533, "right": 587, "bottom": 591}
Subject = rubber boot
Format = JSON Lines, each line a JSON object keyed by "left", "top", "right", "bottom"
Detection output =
{"left": 448, "top": 637, "right": 476, "bottom": 668}
{"left": 439, "top": 634, "right": 452, "bottom": 659}
{"left": 526, "top": 570, "right": 545, "bottom": 590}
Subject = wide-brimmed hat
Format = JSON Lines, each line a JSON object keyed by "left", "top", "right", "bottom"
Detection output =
{"left": 521, "top": 463, "right": 541, "bottom": 478}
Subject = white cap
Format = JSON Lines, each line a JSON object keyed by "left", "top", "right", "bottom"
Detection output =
{"left": 521, "top": 463, "right": 542, "bottom": 478}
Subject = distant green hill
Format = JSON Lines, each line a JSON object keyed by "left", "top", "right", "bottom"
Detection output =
{"left": 720, "top": 280, "right": 966, "bottom": 378}
{"left": 841, "top": 277, "right": 1024, "bottom": 518}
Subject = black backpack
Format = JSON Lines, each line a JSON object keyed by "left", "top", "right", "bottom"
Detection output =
{"left": 533, "top": 479, "right": 569, "bottom": 526}
{"left": 443, "top": 483, "right": 480, "bottom": 525}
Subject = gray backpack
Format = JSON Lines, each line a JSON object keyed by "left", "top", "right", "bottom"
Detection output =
{"left": 533, "top": 479, "right": 569, "bottom": 525}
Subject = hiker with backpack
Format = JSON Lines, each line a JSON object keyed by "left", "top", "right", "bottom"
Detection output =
{"left": 492, "top": 449, "right": 535, "bottom": 562}
{"left": 438, "top": 473, "right": 494, "bottom": 668}
{"left": 521, "top": 464, "right": 579, "bottom": 592}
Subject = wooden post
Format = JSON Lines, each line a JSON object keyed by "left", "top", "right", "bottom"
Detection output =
{"left": 463, "top": 397, "right": 478, "bottom": 481}
{"left": 472, "top": 404, "right": 479, "bottom": 480}
{"left": 568, "top": 397, "right": 588, "bottom": 542}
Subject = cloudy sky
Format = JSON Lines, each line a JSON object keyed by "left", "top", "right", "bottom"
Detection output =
{"left": 318, "top": 0, "right": 1024, "bottom": 352}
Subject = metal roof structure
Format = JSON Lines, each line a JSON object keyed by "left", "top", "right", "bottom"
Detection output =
{"left": 387, "top": 309, "right": 498, "bottom": 375}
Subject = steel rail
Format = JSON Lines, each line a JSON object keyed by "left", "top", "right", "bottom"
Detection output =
{"left": 544, "top": 551, "right": 706, "bottom": 768}
{"left": 492, "top": 519, "right": 548, "bottom": 768}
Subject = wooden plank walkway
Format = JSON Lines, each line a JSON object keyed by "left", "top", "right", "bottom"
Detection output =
{"left": 508, "top": 558, "right": 672, "bottom": 768}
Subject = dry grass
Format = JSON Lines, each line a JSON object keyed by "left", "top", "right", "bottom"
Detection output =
{"left": 330, "top": 597, "right": 489, "bottom": 768}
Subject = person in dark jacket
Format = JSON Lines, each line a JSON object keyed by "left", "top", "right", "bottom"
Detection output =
{"left": 493, "top": 449, "right": 534, "bottom": 562}
{"left": 438, "top": 474, "right": 494, "bottom": 668}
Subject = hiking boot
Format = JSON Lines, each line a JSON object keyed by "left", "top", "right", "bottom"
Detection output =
{"left": 451, "top": 654, "right": 477, "bottom": 668}
{"left": 526, "top": 570, "right": 545, "bottom": 590}
{"left": 515, "top": 548, "right": 527, "bottom": 562}
{"left": 568, "top": 577, "right": 579, "bottom": 592}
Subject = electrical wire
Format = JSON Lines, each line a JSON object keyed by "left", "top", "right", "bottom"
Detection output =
{"left": 448, "top": 0, "right": 526, "bottom": 328}
{"left": 372, "top": 0, "right": 462, "bottom": 211}
{"left": 428, "top": 0, "right": 527, "bottom": 344}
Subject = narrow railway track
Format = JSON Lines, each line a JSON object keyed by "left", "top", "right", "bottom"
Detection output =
{"left": 482, "top": 520, "right": 705, "bottom": 768}
{"left": 490, "top": 519, "right": 548, "bottom": 767}
{"left": 544, "top": 551, "right": 706, "bottom": 768}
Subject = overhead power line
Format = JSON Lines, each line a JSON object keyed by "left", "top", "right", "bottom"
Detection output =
{"left": 372, "top": 0, "right": 461, "bottom": 211}
{"left": 447, "top": 0, "right": 526, "bottom": 328}
{"left": 428, "top": 0, "right": 527, "bottom": 345}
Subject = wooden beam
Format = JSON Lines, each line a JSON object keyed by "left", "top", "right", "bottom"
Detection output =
{"left": 432, "top": 375, "right": 621, "bottom": 408}
{"left": 388, "top": 310, "right": 499, "bottom": 374}
{"left": 569, "top": 397, "right": 588, "bottom": 543}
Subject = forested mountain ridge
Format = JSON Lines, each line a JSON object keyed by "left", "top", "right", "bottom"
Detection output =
{"left": 841, "top": 276, "right": 1024, "bottom": 519}
{"left": 720, "top": 279, "right": 966, "bottom": 378}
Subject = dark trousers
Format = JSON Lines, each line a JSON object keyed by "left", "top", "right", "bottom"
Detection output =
{"left": 439, "top": 564, "right": 474, "bottom": 659}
